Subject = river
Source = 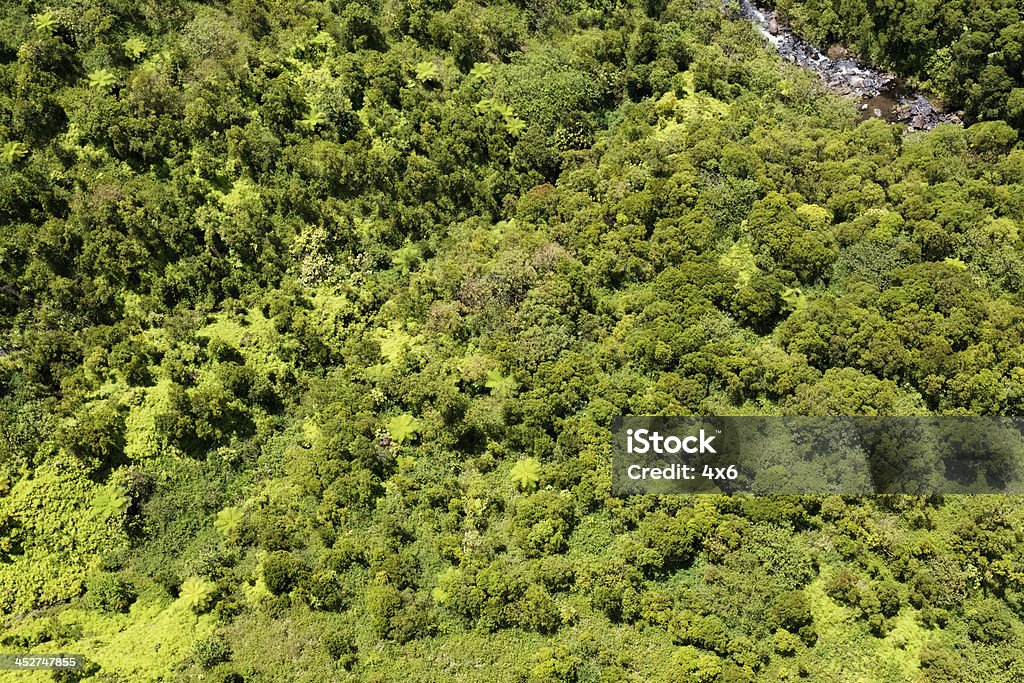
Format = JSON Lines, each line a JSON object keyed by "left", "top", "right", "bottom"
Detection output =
{"left": 737, "top": 0, "right": 964, "bottom": 131}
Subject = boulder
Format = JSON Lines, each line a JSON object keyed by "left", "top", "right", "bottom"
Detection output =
{"left": 827, "top": 44, "right": 849, "bottom": 60}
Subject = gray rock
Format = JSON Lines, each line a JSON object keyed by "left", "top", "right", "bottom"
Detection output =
{"left": 741, "top": 0, "right": 959, "bottom": 132}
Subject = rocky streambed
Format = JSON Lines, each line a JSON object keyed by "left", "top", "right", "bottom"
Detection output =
{"left": 737, "top": 0, "right": 964, "bottom": 131}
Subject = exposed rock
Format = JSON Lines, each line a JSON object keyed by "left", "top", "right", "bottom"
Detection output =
{"left": 827, "top": 44, "right": 848, "bottom": 60}
{"left": 737, "top": 0, "right": 961, "bottom": 131}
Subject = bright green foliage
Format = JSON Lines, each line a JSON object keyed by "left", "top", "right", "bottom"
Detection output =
{"left": 504, "top": 116, "right": 527, "bottom": 136}
{"left": 414, "top": 61, "right": 439, "bottom": 83}
{"left": 179, "top": 577, "right": 215, "bottom": 613}
{"left": 432, "top": 567, "right": 462, "bottom": 605}
{"left": 91, "top": 486, "right": 129, "bottom": 521}
{"left": 297, "top": 107, "right": 327, "bottom": 131}
{"left": 392, "top": 242, "right": 420, "bottom": 272}
{"left": 214, "top": 507, "right": 243, "bottom": 536}
{"left": 510, "top": 458, "right": 542, "bottom": 490}
{"left": 781, "top": 286, "right": 805, "bottom": 310}
{"left": 378, "top": 327, "right": 418, "bottom": 365}
{"left": 1, "top": 141, "right": 28, "bottom": 164}
{"left": 484, "top": 368, "right": 517, "bottom": 396}
{"left": 720, "top": 242, "right": 759, "bottom": 286}
{"left": 33, "top": 11, "right": 56, "bottom": 33}
{"left": 3, "top": 0, "right": 1024, "bottom": 679}
{"left": 387, "top": 414, "right": 421, "bottom": 444}
{"left": 123, "top": 37, "right": 148, "bottom": 60}
{"left": 469, "top": 62, "right": 494, "bottom": 82}
{"left": 87, "top": 69, "right": 117, "bottom": 90}
{"left": 771, "top": 0, "right": 1024, "bottom": 125}
{"left": 0, "top": 456, "right": 130, "bottom": 616}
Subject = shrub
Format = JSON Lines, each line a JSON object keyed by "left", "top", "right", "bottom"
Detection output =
{"left": 365, "top": 583, "right": 403, "bottom": 639}
{"left": 323, "top": 631, "right": 358, "bottom": 670}
{"left": 965, "top": 599, "right": 1017, "bottom": 644}
{"left": 263, "top": 551, "right": 303, "bottom": 596}
{"left": 770, "top": 590, "right": 816, "bottom": 644}
{"left": 298, "top": 570, "right": 348, "bottom": 611}
{"left": 516, "top": 584, "right": 561, "bottom": 634}
{"left": 191, "top": 634, "right": 231, "bottom": 669}
{"left": 85, "top": 573, "right": 137, "bottom": 613}
{"left": 919, "top": 640, "right": 963, "bottom": 682}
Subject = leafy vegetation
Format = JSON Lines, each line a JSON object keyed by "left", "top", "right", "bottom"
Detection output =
{"left": 1, "top": 0, "right": 1024, "bottom": 680}
{"left": 180, "top": 577, "right": 216, "bottom": 614}
{"left": 767, "top": 0, "right": 1024, "bottom": 125}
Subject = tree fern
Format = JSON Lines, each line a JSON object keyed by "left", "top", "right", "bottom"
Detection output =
{"left": 504, "top": 116, "right": 526, "bottom": 137}
{"left": 297, "top": 107, "right": 327, "bottom": 131}
{"left": 387, "top": 414, "right": 421, "bottom": 444}
{"left": 468, "top": 62, "right": 493, "bottom": 82}
{"left": 1, "top": 142, "right": 29, "bottom": 164}
{"left": 473, "top": 98, "right": 495, "bottom": 115}
{"left": 180, "top": 576, "right": 215, "bottom": 613}
{"left": 91, "top": 485, "right": 129, "bottom": 521}
{"left": 510, "top": 458, "right": 542, "bottom": 490}
{"left": 485, "top": 368, "right": 517, "bottom": 397}
{"left": 87, "top": 69, "right": 117, "bottom": 90}
{"left": 123, "top": 37, "right": 147, "bottom": 60}
{"left": 214, "top": 507, "right": 243, "bottom": 536}
{"left": 782, "top": 286, "right": 805, "bottom": 310}
{"left": 378, "top": 327, "right": 416, "bottom": 365}
{"left": 414, "top": 61, "right": 439, "bottom": 83}
{"left": 33, "top": 12, "right": 56, "bottom": 33}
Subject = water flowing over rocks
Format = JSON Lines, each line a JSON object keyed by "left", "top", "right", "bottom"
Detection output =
{"left": 737, "top": 0, "right": 964, "bottom": 131}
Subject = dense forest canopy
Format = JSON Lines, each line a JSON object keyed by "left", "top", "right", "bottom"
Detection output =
{"left": 2, "top": 0, "right": 1024, "bottom": 680}
{"left": 766, "top": 0, "right": 1024, "bottom": 125}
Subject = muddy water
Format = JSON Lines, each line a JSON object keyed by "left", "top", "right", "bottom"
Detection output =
{"left": 737, "top": 0, "right": 964, "bottom": 131}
